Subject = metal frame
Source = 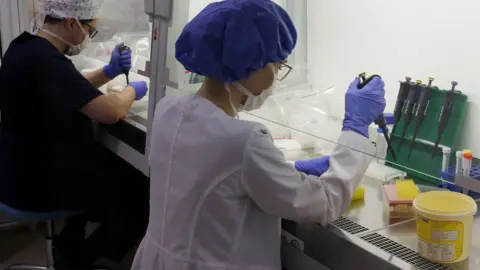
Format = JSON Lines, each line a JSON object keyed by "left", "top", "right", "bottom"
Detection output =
{"left": 144, "top": 0, "right": 172, "bottom": 159}
{"left": 5, "top": 220, "right": 109, "bottom": 270}
{"left": 98, "top": 0, "right": 173, "bottom": 174}
{"left": 0, "top": 27, "right": 3, "bottom": 62}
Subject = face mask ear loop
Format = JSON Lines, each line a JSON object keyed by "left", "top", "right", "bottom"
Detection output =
{"left": 225, "top": 83, "right": 239, "bottom": 119}
{"left": 75, "top": 19, "right": 90, "bottom": 38}
{"left": 40, "top": 28, "right": 74, "bottom": 47}
{"left": 233, "top": 82, "right": 254, "bottom": 97}
{"left": 271, "top": 64, "right": 278, "bottom": 88}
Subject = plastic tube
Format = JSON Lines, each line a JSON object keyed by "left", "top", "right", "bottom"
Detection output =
{"left": 463, "top": 150, "right": 473, "bottom": 177}
{"left": 462, "top": 150, "right": 473, "bottom": 194}
{"left": 413, "top": 137, "right": 450, "bottom": 152}
{"left": 456, "top": 151, "right": 464, "bottom": 176}
{"left": 442, "top": 148, "right": 451, "bottom": 172}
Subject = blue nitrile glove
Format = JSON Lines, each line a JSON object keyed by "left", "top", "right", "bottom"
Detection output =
{"left": 128, "top": 81, "right": 148, "bottom": 100}
{"left": 294, "top": 156, "right": 330, "bottom": 177}
{"left": 342, "top": 76, "right": 386, "bottom": 138}
{"left": 103, "top": 43, "right": 132, "bottom": 79}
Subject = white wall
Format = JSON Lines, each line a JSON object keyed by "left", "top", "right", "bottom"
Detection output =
{"left": 0, "top": 0, "right": 21, "bottom": 53}
{"left": 0, "top": 0, "right": 34, "bottom": 53}
{"left": 307, "top": 0, "right": 480, "bottom": 153}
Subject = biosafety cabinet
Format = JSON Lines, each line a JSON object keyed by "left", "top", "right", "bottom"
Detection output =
{"left": 0, "top": 0, "right": 308, "bottom": 175}
{"left": 1, "top": 0, "right": 480, "bottom": 269}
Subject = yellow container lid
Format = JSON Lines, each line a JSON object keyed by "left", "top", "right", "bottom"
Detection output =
{"left": 414, "top": 191, "right": 477, "bottom": 217}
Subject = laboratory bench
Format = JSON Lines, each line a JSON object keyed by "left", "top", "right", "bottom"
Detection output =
{"left": 280, "top": 175, "right": 480, "bottom": 270}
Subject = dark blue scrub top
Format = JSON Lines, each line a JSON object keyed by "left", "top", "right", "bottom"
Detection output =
{"left": 0, "top": 32, "right": 103, "bottom": 211}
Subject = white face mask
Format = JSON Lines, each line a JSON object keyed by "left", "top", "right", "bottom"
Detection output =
{"left": 41, "top": 19, "right": 91, "bottom": 56}
{"left": 233, "top": 79, "right": 276, "bottom": 111}
{"left": 225, "top": 67, "right": 277, "bottom": 118}
{"left": 66, "top": 35, "right": 91, "bottom": 56}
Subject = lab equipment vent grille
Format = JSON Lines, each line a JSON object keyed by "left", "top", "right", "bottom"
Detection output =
{"left": 331, "top": 217, "right": 369, "bottom": 235}
{"left": 360, "top": 233, "right": 452, "bottom": 270}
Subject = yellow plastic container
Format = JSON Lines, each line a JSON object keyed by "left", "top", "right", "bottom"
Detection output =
{"left": 396, "top": 179, "right": 419, "bottom": 200}
{"left": 351, "top": 186, "right": 365, "bottom": 201}
{"left": 413, "top": 191, "right": 478, "bottom": 263}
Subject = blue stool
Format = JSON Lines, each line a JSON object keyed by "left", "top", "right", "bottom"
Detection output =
{"left": 0, "top": 203, "right": 78, "bottom": 270}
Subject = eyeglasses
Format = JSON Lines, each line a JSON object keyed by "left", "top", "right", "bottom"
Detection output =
{"left": 83, "top": 23, "right": 98, "bottom": 39}
{"left": 277, "top": 62, "right": 292, "bottom": 81}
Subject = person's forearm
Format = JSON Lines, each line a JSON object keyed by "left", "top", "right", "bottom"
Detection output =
{"left": 109, "top": 86, "right": 136, "bottom": 118}
{"left": 81, "top": 86, "right": 136, "bottom": 124}
{"left": 83, "top": 67, "right": 111, "bottom": 88}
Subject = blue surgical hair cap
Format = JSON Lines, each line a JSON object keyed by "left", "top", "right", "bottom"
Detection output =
{"left": 175, "top": 0, "right": 297, "bottom": 83}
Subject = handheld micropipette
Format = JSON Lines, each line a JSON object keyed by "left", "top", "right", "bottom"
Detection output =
{"left": 398, "top": 80, "right": 422, "bottom": 152}
{"left": 407, "top": 78, "right": 435, "bottom": 158}
{"left": 391, "top": 77, "right": 412, "bottom": 136}
{"left": 358, "top": 73, "right": 397, "bottom": 161}
{"left": 119, "top": 45, "right": 130, "bottom": 84}
{"left": 432, "top": 81, "right": 458, "bottom": 158}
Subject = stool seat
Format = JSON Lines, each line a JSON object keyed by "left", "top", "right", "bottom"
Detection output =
{"left": 0, "top": 203, "right": 77, "bottom": 221}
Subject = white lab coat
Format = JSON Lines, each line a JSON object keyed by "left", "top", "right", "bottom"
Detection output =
{"left": 132, "top": 95, "right": 375, "bottom": 270}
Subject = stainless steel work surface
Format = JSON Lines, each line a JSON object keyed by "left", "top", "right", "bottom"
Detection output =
{"left": 337, "top": 176, "right": 480, "bottom": 270}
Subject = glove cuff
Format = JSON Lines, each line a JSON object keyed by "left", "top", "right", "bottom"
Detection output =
{"left": 103, "top": 65, "right": 118, "bottom": 79}
{"left": 342, "top": 121, "right": 369, "bottom": 138}
{"left": 293, "top": 161, "right": 302, "bottom": 171}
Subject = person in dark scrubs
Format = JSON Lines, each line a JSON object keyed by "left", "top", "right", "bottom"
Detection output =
{"left": 0, "top": 0, "right": 149, "bottom": 269}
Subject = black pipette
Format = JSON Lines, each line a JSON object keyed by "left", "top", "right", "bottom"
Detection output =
{"left": 119, "top": 45, "right": 130, "bottom": 84}
{"left": 398, "top": 80, "right": 422, "bottom": 151}
{"left": 431, "top": 81, "right": 458, "bottom": 158}
{"left": 358, "top": 73, "right": 397, "bottom": 161}
{"left": 391, "top": 77, "right": 412, "bottom": 136}
{"left": 407, "top": 78, "right": 435, "bottom": 158}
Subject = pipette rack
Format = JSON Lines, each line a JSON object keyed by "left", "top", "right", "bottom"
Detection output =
{"left": 386, "top": 85, "right": 468, "bottom": 184}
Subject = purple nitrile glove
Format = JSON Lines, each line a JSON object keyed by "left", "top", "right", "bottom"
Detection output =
{"left": 128, "top": 81, "right": 148, "bottom": 100}
{"left": 103, "top": 43, "right": 132, "bottom": 79}
{"left": 295, "top": 156, "right": 330, "bottom": 177}
{"left": 342, "top": 76, "right": 386, "bottom": 138}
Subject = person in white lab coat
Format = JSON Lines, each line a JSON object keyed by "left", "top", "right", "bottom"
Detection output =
{"left": 132, "top": 0, "right": 386, "bottom": 269}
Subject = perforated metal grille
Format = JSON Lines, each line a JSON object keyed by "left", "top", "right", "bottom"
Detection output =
{"left": 360, "top": 233, "right": 452, "bottom": 270}
{"left": 331, "top": 217, "right": 369, "bottom": 235}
